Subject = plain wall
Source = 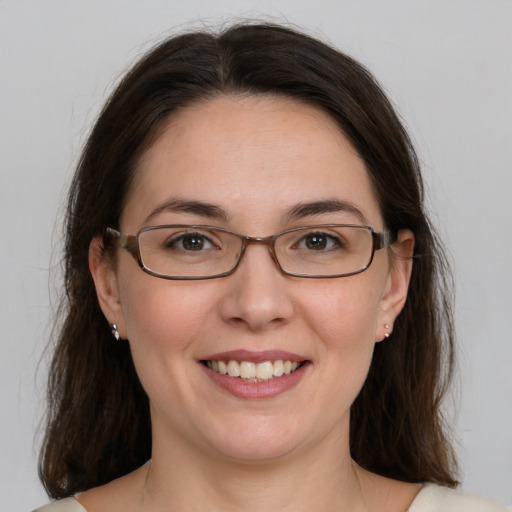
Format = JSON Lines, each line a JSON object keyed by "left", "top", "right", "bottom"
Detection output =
{"left": 1, "top": 1, "right": 511, "bottom": 510}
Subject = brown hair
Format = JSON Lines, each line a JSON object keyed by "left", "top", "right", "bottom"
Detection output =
{"left": 39, "top": 23, "right": 458, "bottom": 498}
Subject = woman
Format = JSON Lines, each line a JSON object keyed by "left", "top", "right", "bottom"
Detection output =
{"left": 35, "top": 23, "right": 509, "bottom": 511}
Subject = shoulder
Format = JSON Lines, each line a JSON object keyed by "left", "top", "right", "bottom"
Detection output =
{"left": 33, "top": 497, "right": 87, "bottom": 512}
{"left": 409, "top": 483, "right": 511, "bottom": 512}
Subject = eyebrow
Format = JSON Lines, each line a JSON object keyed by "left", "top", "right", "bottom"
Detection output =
{"left": 283, "top": 199, "right": 368, "bottom": 224}
{"left": 143, "top": 197, "right": 368, "bottom": 226}
{"left": 143, "top": 198, "right": 229, "bottom": 224}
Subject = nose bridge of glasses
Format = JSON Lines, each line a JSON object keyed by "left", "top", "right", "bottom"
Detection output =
{"left": 238, "top": 234, "right": 281, "bottom": 269}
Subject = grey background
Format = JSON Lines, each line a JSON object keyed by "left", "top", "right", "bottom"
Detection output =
{"left": 1, "top": 1, "right": 511, "bottom": 510}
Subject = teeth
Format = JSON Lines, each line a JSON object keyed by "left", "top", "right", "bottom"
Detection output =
{"left": 256, "top": 361, "right": 273, "bottom": 380}
{"left": 273, "top": 360, "right": 284, "bottom": 377}
{"left": 206, "top": 359, "right": 303, "bottom": 381}
{"left": 227, "top": 360, "right": 240, "bottom": 377}
{"left": 218, "top": 360, "right": 228, "bottom": 375}
{"left": 240, "top": 361, "right": 256, "bottom": 379}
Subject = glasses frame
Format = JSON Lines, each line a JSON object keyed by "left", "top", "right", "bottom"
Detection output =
{"left": 105, "top": 224, "right": 397, "bottom": 280}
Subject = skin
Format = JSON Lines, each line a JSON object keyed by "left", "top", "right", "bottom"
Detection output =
{"left": 87, "top": 95, "right": 418, "bottom": 511}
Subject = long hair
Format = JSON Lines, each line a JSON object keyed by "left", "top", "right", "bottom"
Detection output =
{"left": 39, "top": 23, "right": 458, "bottom": 498}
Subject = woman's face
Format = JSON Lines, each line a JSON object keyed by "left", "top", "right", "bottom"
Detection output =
{"left": 92, "top": 95, "right": 413, "bottom": 463}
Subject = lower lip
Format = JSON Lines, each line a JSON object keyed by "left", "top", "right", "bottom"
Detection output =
{"left": 200, "top": 362, "right": 310, "bottom": 399}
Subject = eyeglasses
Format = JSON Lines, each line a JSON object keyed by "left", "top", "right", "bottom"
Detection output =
{"left": 105, "top": 224, "right": 396, "bottom": 280}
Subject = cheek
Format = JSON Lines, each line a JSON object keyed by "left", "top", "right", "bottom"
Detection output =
{"left": 116, "top": 276, "right": 225, "bottom": 416}
{"left": 118, "top": 275, "right": 219, "bottom": 357}
{"left": 298, "top": 274, "right": 386, "bottom": 401}
{"left": 300, "top": 272, "right": 385, "bottom": 346}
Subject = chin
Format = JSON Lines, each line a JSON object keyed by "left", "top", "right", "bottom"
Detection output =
{"left": 200, "top": 414, "right": 304, "bottom": 463}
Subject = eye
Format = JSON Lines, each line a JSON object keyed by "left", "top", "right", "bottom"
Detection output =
{"left": 297, "top": 232, "right": 342, "bottom": 251}
{"left": 166, "top": 232, "right": 217, "bottom": 251}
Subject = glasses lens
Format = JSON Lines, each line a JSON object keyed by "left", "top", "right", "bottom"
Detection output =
{"left": 138, "top": 226, "right": 242, "bottom": 278}
{"left": 275, "top": 225, "right": 373, "bottom": 277}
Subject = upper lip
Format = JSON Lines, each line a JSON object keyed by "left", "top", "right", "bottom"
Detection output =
{"left": 201, "top": 349, "right": 306, "bottom": 363}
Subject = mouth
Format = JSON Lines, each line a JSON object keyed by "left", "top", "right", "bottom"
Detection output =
{"left": 202, "top": 359, "right": 305, "bottom": 382}
{"left": 199, "top": 350, "right": 310, "bottom": 398}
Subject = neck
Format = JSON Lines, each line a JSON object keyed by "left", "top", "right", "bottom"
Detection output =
{"left": 140, "top": 427, "right": 368, "bottom": 512}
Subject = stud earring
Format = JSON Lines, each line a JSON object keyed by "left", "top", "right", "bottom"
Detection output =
{"left": 110, "top": 323, "right": 120, "bottom": 341}
{"left": 384, "top": 324, "right": 391, "bottom": 339}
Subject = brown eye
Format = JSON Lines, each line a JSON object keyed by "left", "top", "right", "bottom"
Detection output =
{"left": 305, "top": 234, "right": 328, "bottom": 250}
{"left": 181, "top": 234, "right": 205, "bottom": 251}
{"left": 298, "top": 232, "right": 342, "bottom": 251}
{"left": 166, "top": 233, "right": 213, "bottom": 251}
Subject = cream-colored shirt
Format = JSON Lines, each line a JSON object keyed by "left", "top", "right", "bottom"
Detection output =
{"left": 33, "top": 483, "right": 511, "bottom": 511}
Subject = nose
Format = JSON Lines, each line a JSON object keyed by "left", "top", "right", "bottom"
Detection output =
{"left": 218, "top": 243, "right": 295, "bottom": 331}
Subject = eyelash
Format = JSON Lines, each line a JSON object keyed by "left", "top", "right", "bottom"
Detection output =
{"left": 165, "top": 232, "right": 220, "bottom": 250}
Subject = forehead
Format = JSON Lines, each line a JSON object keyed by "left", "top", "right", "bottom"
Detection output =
{"left": 122, "top": 95, "right": 382, "bottom": 231}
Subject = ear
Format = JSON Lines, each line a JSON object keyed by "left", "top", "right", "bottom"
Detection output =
{"left": 89, "top": 235, "right": 126, "bottom": 339}
{"left": 375, "top": 229, "right": 415, "bottom": 342}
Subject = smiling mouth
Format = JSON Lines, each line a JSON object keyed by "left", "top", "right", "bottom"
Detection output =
{"left": 202, "top": 359, "right": 305, "bottom": 382}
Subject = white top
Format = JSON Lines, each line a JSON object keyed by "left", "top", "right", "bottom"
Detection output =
{"left": 33, "top": 483, "right": 511, "bottom": 511}
{"left": 408, "top": 483, "right": 510, "bottom": 511}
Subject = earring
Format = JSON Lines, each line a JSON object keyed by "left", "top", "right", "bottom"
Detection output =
{"left": 110, "top": 323, "right": 120, "bottom": 341}
{"left": 384, "top": 324, "right": 391, "bottom": 339}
